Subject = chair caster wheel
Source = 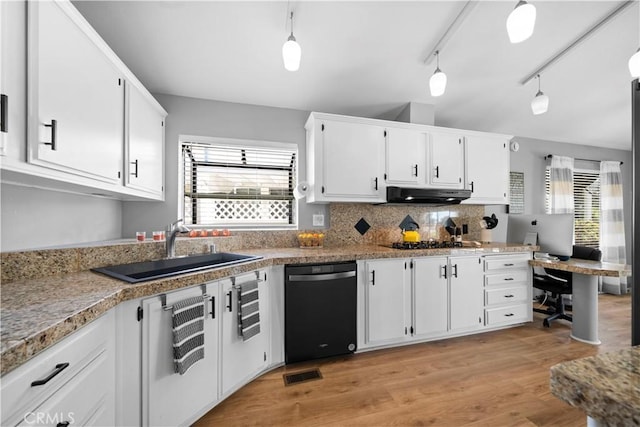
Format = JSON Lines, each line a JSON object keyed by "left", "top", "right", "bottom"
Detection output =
{"left": 543, "top": 319, "right": 550, "bottom": 328}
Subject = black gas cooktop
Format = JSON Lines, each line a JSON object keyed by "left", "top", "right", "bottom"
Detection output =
{"left": 388, "top": 240, "right": 463, "bottom": 250}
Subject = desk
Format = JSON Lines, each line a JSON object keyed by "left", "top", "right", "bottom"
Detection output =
{"left": 529, "top": 258, "right": 631, "bottom": 345}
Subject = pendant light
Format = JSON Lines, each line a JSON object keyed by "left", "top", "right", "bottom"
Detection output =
{"left": 429, "top": 51, "right": 447, "bottom": 97}
{"left": 531, "top": 74, "right": 549, "bottom": 115}
{"left": 282, "top": 11, "right": 301, "bottom": 72}
{"left": 507, "top": 1, "right": 536, "bottom": 43}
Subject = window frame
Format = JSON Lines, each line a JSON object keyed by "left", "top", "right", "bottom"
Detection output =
{"left": 178, "top": 135, "right": 299, "bottom": 230}
{"left": 544, "top": 164, "right": 601, "bottom": 248}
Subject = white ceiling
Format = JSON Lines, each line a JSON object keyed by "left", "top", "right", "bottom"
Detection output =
{"left": 72, "top": 0, "right": 639, "bottom": 150}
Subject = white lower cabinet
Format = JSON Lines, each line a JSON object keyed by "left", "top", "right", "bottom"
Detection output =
{"left": 220, "top": 270, "right": 270, "bottom": 397}
{"left": 141, "top": 282, "right": 219, "bottom": 427}
{"left": 412, "top": 257, "right": 448, "bottom": 337}
{"left": 363, "top": 258, "right": 410, "bottom": 346}
{"left": 449, "top": 255, "right": 485, "bottom": 332}
{"left": 483, "top": 253, "right": 533, "bottom": 327}
{"left": 360, "top": 253, "right": 528, "bottom": 351}
{"left": 1, "top": 311, "right": 115, "bottom": 427}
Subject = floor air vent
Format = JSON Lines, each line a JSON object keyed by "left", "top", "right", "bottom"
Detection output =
{"left": 283, "top": 368, "right": 322, "bottom": 386}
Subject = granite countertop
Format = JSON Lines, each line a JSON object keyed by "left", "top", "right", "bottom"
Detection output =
{"left": 550, "top": 346, "right": 640, "bottom": 426}
{"left": 529, "top": 258, "right": 632, "bottom": 277}
{"left": 1, "top": 242, "right": 532, "bottom": 376}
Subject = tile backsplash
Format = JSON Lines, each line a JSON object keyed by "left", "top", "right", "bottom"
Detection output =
{"left": 1, "top": 203, "right": 486, "bottom": 282}
{"left": 324, "top": 203, "right": 484, "bottom": 246}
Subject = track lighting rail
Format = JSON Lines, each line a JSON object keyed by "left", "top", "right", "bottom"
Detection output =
{"left": 423, "top": 1, "right": 478, "bottom": 67}
{"left": 520, "top": 0, "right": 635, "bottom": 86}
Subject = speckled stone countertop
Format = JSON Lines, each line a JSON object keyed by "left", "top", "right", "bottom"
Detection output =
{"left": 1, "top": 242, "right": 533, "bottom": 376}
{"left": 550, "top": 346, "right": 640, "bottom": 426}
{"left": 529, "top": 258, "right": 632, "bottom": 277}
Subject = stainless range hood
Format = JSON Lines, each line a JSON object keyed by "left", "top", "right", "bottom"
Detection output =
{"left": 385, "top": 186, "right": 471, "bottom": 204}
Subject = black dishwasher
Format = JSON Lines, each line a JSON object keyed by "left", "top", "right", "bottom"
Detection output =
{"left": 285, "top": 261, "right": 357, "bottom": 364}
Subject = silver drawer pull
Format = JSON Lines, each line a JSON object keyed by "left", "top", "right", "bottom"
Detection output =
{"left": 503, "top": 263, "right": 515, "bottom": 267}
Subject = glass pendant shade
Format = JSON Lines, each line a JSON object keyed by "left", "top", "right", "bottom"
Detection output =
{"left": 629, "top": 48, "right": 640, "bottom": 78}
{"left": 531, "top": 91, "right": 549, "bottom": 115}
{"left": 282, "top": 34, "right": 301, "bottom": 72}
{"left": 429, "top": 69, "right": 447, "bottom": 97}
{"left": 507, "top": 1, "right": 536, "bottom": 43}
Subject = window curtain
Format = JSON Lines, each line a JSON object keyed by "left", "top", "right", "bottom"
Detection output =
{"left": 599, "top": 161, "right": 627, "bottom": 294}
{"left": 549, "top": 155, "right": 574, "bottom": 214}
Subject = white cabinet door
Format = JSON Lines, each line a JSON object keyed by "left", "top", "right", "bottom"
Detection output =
{"left": 0, "top": 1, "right": 27, "bottom": 158}
{"left": 463, "top": 135, "right": 509, "bottom": 204}
{"left": 141, "top": 284, "right": 219, "bottom": 427}
{"left": 126, "top": 83, "right": 165, "bottom": 198}
{"left": 449, "top": 256, "right": 484, "bottom": 331}
{"left": 385, "top": 128, "right": 426, "bottom": 185}
{"left": 413, "top": 257, "right": 449, "bottom": 337}
{"left": 311, "top": 118, "right": 385, "bottom": 202}
{"left": 428, "top": 132, "right": 465, "bottom": 189}
{"left": 28, "top": 1, "right": 123, "bottom": 183}
{"left": 364, "top": 258, "right": 410, "bottom": 345}
{"left": 221, "top": 271, "right": 269, "bottom": 397}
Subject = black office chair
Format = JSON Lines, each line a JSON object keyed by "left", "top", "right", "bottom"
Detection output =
{"left": 533, "top": 245, "right": 602, "bottom": 328}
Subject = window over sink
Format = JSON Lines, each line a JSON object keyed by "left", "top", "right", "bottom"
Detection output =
{"left": 181, "top": 137, "right": 298, "bottom": 228}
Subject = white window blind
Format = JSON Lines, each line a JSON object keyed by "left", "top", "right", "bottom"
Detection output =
{"left": 182, "top": 141, "right": 297, "bottom": 227}
{"left": 545, "top": 167, "right": 600, "bottom": 248}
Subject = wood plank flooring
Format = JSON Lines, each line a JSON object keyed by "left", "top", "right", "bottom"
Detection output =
{"left": 194, "top": 294, "right": 632, "bottom": 426}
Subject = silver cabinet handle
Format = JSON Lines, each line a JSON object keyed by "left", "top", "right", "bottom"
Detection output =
{"left": 288, "top": 271, "right": 356, "bottom": 282}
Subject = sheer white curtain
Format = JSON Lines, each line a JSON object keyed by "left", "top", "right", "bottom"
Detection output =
{"left": 549, "top": 155, "right": 574, "bottom": 214}
{"left": 599, "top": 161, "right": 627, "bottom": 294}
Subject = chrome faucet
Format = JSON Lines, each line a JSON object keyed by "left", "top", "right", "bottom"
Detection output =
{"left": 166, "top": 219, "right": 190, "bottom": 258}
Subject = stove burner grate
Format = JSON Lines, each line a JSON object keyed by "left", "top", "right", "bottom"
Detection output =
{"left": 390, "top": 240, "right": 463, "bottom": 250}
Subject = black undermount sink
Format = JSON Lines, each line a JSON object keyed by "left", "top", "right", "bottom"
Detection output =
{"left": 92, "top": 252, "right": 263, "bottom": 283}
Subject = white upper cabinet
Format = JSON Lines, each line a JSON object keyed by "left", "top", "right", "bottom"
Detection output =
{"left": 305, "top": 112, "right": 513, "bottom": 203}
{"left": 385, "top": 127, "right": 426, "bottom": 185}
{"left": 125, "top": 83, "right": 165, "bottom": 198}
{"left": 28, "top": 0, "right": 124, "bottom": 184}
{"left": 306, "top": 113, "right": 385, "bottom": 203}
{"left": 463, "top": 134, "right": 511, "bottom": 205}
{"left": 427, "top": 131, "right": 465, "bottom": 189}
{"left": 0, "top": 1, "right": 27, "bottom": 159}
{"left": 0, "top": 0, "right": 167, "bottom": 200}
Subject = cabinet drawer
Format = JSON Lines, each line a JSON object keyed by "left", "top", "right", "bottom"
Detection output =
{"left": 485, "top": 304, "right": 529, "bottom": 325}
{"left": 485, "top": 286, "right": 528, "bottom": 306}
{"left": 485, "top": 270, "right": 528, "bottom": 286}
{"left": 17, "top": 350, "right": 114, "bottom": 427}
{"left": 484, "top": 256, "right": 530, "bottom": 272}
{"left": 1, "top": 312, "right": 112, "bottom": 426}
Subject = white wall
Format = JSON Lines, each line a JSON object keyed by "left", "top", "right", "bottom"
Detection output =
{"left": 0, "top": 183, "right": 122, "bottom": 251}
{"left": 121, "top": 94, "right": 330, "bottom": 237}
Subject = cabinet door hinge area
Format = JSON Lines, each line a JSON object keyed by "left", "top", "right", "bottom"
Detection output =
{"left": 137, "top": 306, "right": 143, "bottom": 321}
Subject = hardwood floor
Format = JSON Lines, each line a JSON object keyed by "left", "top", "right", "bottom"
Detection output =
{"left": 194, "top": 294, "right": 632, "bottom": 426}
